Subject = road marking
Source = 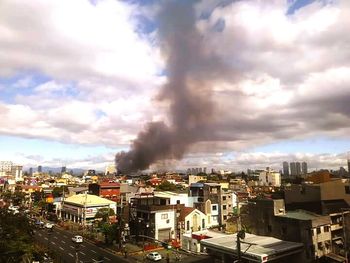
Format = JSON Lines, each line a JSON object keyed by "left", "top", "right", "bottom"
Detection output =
{"left": 81, "top": 244, "right": 85, "bottom": 248}
{"left": 61, "top": 240, "right": 66, "bottom": 244}
{"left": 105, "top": 258, "right": 111, "bottom": 261}
{"left": 51, "top": 242, "right": 56, "bottom": 245}
{"left": 54, "top": 236, "right": 58, "bottom": 239}
{"left": 64, "top": 235, "right": 68, "bottom": 238}
{"left": 59, "top": 247, "right": 64, "bottom": 250}
{"left": 68, "top": 253, "right": 74, "bottom": 257}
{"left": 44, "top": 237, "right": 48, "bottom": 240}
{"left": 38, "top": 233, "right": 42, "bottom": 236}
{"left": 80, "top": 252, "right": 86, "bottom": 255}
{"left": 70, "top": 245, "right": 74, "bottom": 249}
{"left": 91, "top": 250, "right": 97, "bottom": 254}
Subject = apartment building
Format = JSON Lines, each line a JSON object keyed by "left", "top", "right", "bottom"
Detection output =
{"left": 242, "top": 199, "right": 332, "bottom": 262}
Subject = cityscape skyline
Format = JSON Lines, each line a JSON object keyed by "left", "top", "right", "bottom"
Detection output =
{"left": 1, "top": 0, "right": 350, "bottom": 171}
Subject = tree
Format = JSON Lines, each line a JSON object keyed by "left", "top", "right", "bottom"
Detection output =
{"left": 156, "top": 181, "right": 177, "bottom": 191}
{"left": 95, "top": 208, "right": 115, "bottom": 223}
{"left": 99, "top": 223, "right": 118, "bottom": 245}
{"left": 0, "top": 208, "right": 36, "bottom": 262}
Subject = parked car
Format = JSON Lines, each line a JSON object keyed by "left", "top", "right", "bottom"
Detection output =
{"left": 146, "top": 252, "right": 162, "bottom": 261}
{"left": 72, "top": 235, "right": 83, "bottom": 243}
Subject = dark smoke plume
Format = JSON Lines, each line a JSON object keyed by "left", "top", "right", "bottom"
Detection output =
{"left": 116, "top": 0, "right": 223, "bottom": 173}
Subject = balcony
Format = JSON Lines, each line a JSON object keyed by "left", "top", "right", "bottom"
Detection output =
{"left": 331, "top": 223, "right": 343, "bottom": 231}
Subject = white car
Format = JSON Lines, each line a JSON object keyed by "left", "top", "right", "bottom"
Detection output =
{"left": 45, "top": 223, "right": 54, "bottom": 229}
{"left": 72, "top": 235, "right": 83, "bottom": 243}
{"left": 146, "top": 252, "right": 162, "bottom": 261}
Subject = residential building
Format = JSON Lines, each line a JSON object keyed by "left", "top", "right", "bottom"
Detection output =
{"left": 296, "top": 162, "right": 301, "bottom": 176}
{"left": 285, "top": 178, "right": 350, "bottom": 206}
{"left": 290, "top": 162, "right": 297, "bottom": 177}
{"left": 302, "top": 162, "right": 308, "bottom": 175}
{"left": 154, "top": 191, "right": 189, "bottom": 206}
{"left": 88, "top": 182, "right": 120, "bottom": 202}
{"left": 189, "top": 182, "right": 235, "bottom": 227}
{"left": 178, "top": 207, "right": 208, "bottom": 252}
{"left": 0, "top": 161, "right": 23, "bottom": 181}
{"left": 129, "top": 195, "right": 177, "bottom": 242}
{"left": 258, "top": 168, "right": 281, "bottom": 187}
{"left": 283, "top": 161, "right": 289, "bottom": 178}
{"left": 188, "top": 175, "right": 207, "bottom": 185}
{"left": 242, "top": 199, "right": 332, "bottom": 262}
{"left": 284, "top": 175, "right": 350, "bottom": 254}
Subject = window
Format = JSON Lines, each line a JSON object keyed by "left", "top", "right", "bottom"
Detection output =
{"left": 161, "top": 214, "right": 168, "bottom": 219}
{"left": 202, "top": 219, "right": 205, "bottom": 229}
{"left": 324, "top": 226, "right": 330, "bottom": 232}
{"left": 318, "top": 242, "right": 323, "bottom": 250}
{"left": 223, "top": 205, "right": 227, "bottom": 210}
{"left": 316, "top": 227, "right": 321, "bottom": 234}
{"left": 222, "top": 196, "right": 226, "bottom": 201}
{"left": 223, "top": 215, "right": 227, "bottom": 220}
{"left": 186, "top": 221, "right": 190, "bottom": 231}
{"left": 212, "top": 205, "right": 217, "bottom": 211}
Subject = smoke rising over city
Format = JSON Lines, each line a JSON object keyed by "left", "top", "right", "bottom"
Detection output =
{"left": 116, "top": 1, "right": 224, "bottom": 172}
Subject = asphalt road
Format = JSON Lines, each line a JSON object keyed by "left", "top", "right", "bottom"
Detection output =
{"left": 34, "top": 227, "right": 129, "bottom": 263}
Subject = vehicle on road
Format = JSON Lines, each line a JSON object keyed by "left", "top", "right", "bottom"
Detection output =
{"left": 72, "top": 235, "right": 83, "bottom": 243}
{"left": 45, "top": 223, "right": 54, "bottom": 229}
{"left": 146, "top": 252, "right": 162, "bottom": 261}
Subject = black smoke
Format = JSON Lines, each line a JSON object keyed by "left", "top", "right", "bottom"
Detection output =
{"left": 116, "top": 0, "right": 224, "bottom": 173}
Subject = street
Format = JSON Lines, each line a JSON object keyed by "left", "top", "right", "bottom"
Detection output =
{"left": 34, "top": 227, "right": 129, "bottom": 263}
{"left": 34, "top": 225, "right": 211, "bottom": 263}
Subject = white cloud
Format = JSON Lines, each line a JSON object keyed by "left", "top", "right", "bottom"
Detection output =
{"left": 1, "top": 0, "right": 350, "bottom": 169}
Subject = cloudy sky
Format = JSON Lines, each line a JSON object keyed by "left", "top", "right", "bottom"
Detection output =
{"left": 1, "top": 0, "right": 350, "bottom": 172}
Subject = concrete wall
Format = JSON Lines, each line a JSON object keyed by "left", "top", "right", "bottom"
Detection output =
{"left": 155, "top": 210, "right": 176, "bottom": 241}
{"left": 285, "top": 184, "right": 321, "bottom": 204}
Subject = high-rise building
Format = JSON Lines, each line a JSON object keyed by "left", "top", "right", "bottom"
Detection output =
{"left": 61, "top": 166, "right": 66, "bottom": 173}
{"left": 301, "top": 162, "right": 305, "bottom": 174}
{"left": 29, "top": 167, "right": 33, "bottom": 175}
{"left": 290, "top": 162, "right": 296, "bottom": 177}
{"left": 282, "top": 162, "right": 289, "bottom": 177}
{"left": 347, "top": 152, "right": 350, "bottom": 176}
{"left": 37, "top": 165, "right": 42, "bottom": 173}
{"left": 296, "top": 162, "right": 301, "bottom": 176}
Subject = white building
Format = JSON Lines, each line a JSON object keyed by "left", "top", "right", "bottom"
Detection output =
{"left": 154, "top": 191, "right": 189, "bottom": 206}
{"left": 61, "top": 194, "right": 117, "bottom": 224}
{"left": 258, "top": 167, "right": 281, "bottom": 187}
{"left": 179, "top": 208, "right": 208, "bottom": 252}
{"left": 0, "top": 161, "right": 23, "bottom": 181}
{"left": 154, "top": 209, "right": 176, "bottom": 241}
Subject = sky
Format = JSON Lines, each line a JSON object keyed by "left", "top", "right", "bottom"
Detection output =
{"left": 1, "top": 0, "right": 350, "bottom": 172}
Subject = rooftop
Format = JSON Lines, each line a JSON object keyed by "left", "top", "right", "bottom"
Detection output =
{"left": 201, "top": 233, "right": 303, "bottom": 262}
{"left": 277, "top": 209, "right": 324, "bottom": 220}
{"left": 64, "top": 194, "right": 116, "bottom": 206}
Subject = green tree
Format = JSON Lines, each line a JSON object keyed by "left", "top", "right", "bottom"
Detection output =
{"left": 0, "top": 208, "right": 35, "bottom": 262}
{"left": 156, "top": 181, "right": 177, "bottom": 191}
{"left": 95, "top": 208, "right": 115, "bottom": 223}
{"left": 99, "top": 223, "right": 118, "bottom": 244}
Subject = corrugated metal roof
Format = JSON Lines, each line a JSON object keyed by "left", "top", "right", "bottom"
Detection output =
{"left": 64, "top": 194, "right": 115, "bottom": 206}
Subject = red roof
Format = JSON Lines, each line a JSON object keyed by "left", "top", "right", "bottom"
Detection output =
{"left": 178, "top": 207, "right": 195, "bottom": 221}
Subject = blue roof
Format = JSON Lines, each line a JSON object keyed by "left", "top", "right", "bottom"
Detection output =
{"left": 190, "top": 183, "right": 204, "bottom": 187}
